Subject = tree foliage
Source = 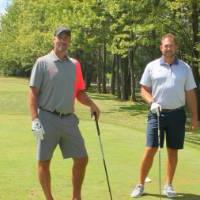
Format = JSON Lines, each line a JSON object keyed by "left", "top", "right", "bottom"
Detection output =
{"left": 0, "top": 0, "right": 199, "bottom": 98}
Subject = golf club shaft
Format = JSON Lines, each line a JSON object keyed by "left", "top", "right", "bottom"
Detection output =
{"left": 157, "top": 110, "right": 162, "bottom": 200}
{"left": 158, "top": 149, "right": 161, "bottom": 200}
{"left": 94, "top": 113, "right": 113, "bottom": 200}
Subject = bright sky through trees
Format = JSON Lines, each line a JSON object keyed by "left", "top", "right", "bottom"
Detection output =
{"left": 0, "top": 0, "right": 10, "bottom": 15}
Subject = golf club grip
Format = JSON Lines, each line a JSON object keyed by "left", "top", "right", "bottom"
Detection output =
{"left": 93, "top": 112, "right": 98, "bottom": 121}
{"left": 94, "top": 112, "right": 100, "bottom": 136}
{"left": 158, "top": 107, "right": 161, "bottom": 116}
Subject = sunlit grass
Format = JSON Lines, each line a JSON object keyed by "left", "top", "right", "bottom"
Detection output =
{"left": 0, "top": 77, "right": 199, "bottom": 200}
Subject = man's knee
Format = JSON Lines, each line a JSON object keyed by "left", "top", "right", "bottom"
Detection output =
{"left": 73, "top": 157, "right": 88, "bottom": 168}
{"left": 167, "top": 148, "right": 178, "bottom": 160}
{"left": 38, "top": 160, "right": 51, "bottom": 171}
{"left": 144, "top": 147, "right": 158, "bottom": 157}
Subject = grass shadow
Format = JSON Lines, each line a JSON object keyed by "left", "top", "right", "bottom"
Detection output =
{"left": 185, "top": 132, "right": 200, "bottom": 146}
{"left": 118, "top": 103, "right": 148, "bottom": 116}
{"left": 144, "top": 193, "right": 200, "bottom": 199}
{"left": 89, "top": 92, "right": 149, "bottom": 116}
{"left": 89, "top": 93, "right": 118, "bottom": 101}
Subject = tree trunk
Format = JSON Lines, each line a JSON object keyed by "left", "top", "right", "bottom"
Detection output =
{"left": 102, "top": 42, "right": 107, "bottom": 93}
{"left": 97, "top": 47, "right": 102, "bottom": 93}
{"left": 191, "top": 0, "right": 200, "bottom": 120}
{"left": 116, "top": 55, "right": 121, "bottom": 99}
{"left": 129, "top": 47, "right": 137, "bottom": 101}
{"left": 84, "top": 61, "right": 93, "bottom": 90}
{"left": 111, "top": 54, "right": 116, "bottom": 95}
{"left": 120, "top": 57, "right": 129, "bottom": 100}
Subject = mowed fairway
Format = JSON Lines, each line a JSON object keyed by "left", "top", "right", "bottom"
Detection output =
{"left": 0, "top": 77, "right": 199, "bottom": 200}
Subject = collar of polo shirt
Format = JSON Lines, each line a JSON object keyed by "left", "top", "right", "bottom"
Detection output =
{"left": 50, "top": 50, "right": 69, "bottom": 62}
{"left": 160, "top": 56, "right": 179, "bottom": 66}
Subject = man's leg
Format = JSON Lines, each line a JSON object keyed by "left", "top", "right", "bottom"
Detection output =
{"left": 139, "top": 147, "right": 158, "bottom": 184}
{"left": 165, "top": 148, "right": 178, "bottom": 185}
{"left": 72, "top": 157, "right": 88, "bottom": 200}
{"left": 38, "top": 160, "right": 54, "bottom": 200}
{"left": 130, "top": 147, "right": 158, "bottom": 197}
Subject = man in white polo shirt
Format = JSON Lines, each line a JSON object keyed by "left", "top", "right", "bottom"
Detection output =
{"left": 130, "top": 33, "right": 198, "bottom": 198}
{"left": 28, "top": 26, "right": 100, "bottom": 200}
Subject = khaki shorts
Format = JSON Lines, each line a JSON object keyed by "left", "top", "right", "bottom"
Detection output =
{"left": 37, "top": 110, "right": 88, "bottom": 160}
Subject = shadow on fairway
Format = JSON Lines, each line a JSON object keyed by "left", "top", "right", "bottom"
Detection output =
{"left": 89, "top": 93, "right": 117, "bottom": 101}
{"left": 144, "top": 193, "right": 200, "bottom": 199}
{"left": 89, "top": 93, "right": 148, "bottom": 116}
{"left": 118, "top": 104, "right": 148, "bottom": 116}
{"left": 185, "top": 133, "right": 200, "bottom": 146}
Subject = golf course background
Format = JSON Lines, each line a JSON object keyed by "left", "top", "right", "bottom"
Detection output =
{"left": 0, "top": 77, "right": 199, "bottom": 200}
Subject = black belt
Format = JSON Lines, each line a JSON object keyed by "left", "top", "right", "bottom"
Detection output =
{"left": 161, "top": 106, "right": 184, "bottom": 113}
{"left": 39, "top": 107, "right": 72, "bottom": 117}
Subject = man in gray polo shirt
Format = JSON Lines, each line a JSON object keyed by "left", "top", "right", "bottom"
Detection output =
{"left": 130, "top": 33, "right": 198, "bottom": 198}
{"left": 28, "top": 26, "right": 100, "bottom": 200}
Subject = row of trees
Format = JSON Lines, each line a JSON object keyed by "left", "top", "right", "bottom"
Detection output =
{"left": 0, "top": 0, "right": 200, "bottom": 106}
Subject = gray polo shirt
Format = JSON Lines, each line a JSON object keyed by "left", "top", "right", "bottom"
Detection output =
{"left": 140, "top": 57, "right": 196, "bottom": 109}
{"left": 29, "top": 51, "right": 85, "bottom": 114}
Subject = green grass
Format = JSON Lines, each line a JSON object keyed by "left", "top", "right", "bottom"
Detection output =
{"left": 0, "top": 77, "right": 200, "bottom": 200}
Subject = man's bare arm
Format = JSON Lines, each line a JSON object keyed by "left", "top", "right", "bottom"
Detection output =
{"left": 28, "top": 87, "right": 39, "bottom": 120}
{"left": 186, "top": 89, "right": 199, "bottom": 130}
{"left": 76, "top": 90, "right": 100, "bottom": 120}
{"left": 141, "top": 85, "right": 153, "bottom": 105}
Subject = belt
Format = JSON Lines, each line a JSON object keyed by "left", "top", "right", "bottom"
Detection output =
{"left": 39, "top": 107, "right": 72, "bottom": 117}
{"left": 161, "top": 106, "right": 184, "bottom": 113}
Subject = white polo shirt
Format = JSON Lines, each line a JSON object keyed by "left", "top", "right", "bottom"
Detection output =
{"left": 140, "top": 57, "right": 196, "bottom": 109}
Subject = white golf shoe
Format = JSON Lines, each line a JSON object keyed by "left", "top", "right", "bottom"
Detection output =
{"left": 163, "top": 184, "right": 177, "bottom": 198}
{"left": 130, "top": 184, "right": 144, "bottom": 198}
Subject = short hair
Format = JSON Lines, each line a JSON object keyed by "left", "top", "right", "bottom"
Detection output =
{"left": 161, "top": 33, "right": 178, "bottom": 45}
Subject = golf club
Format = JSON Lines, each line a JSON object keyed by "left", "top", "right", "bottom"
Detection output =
{"left": 157, "top": 109, "right": 162, "bottom": 200}
{"left": 93, "top": 112, "right": 113, "bottom": 200}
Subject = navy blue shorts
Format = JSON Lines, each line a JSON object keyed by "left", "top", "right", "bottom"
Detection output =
{"left": 146, "top": 108, "right": 186, "bottom": 149}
